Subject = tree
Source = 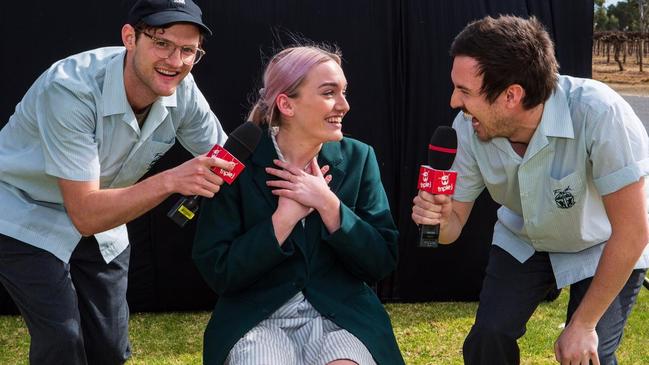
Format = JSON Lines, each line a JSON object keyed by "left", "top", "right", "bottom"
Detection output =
{"left": 593, "top": 0, "right": 647, "bottom": 72}
{"left": 608, "top": 14, "right": 621, "bottom": 30}
{"left": 607, "top": 0, "right": 648, "bottom": 31}
{"left": 595, "top": 8, "right": 610, "bottom": 30}
{"left": 639, "top": 0, "right": 648, "bottom": 33}
{"left": 594, "top": 0, "right": 613, "bottom": 30}
{"left": 639, "top": 0, "right": 646, "bottom": 71}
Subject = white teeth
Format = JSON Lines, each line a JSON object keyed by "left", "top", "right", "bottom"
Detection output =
{"left": 463, "top": 111, "right": 473, "bottom": 120}
{"left": 326, "top": 117, "right": 343, "bottom": 124}
{"left": 157, "top": 68, "right": 177, "bottom": 76}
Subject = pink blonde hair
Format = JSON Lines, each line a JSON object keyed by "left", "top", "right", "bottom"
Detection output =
{"left": 248, "top": 45, "right": 342, "bottom": 126}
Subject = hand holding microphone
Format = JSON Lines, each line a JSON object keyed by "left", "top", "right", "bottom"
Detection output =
{"left": 168, "top": 155, "right": 235, "bottom": 197}
{"left": 168, "top": 122, "right": 262, "bottom": 227}
{"left": 414, "top": 126, "right": 458, "bottom": 248}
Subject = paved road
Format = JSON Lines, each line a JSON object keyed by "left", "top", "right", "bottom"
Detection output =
{"left": 623, "top": 95, "right": 649, "bottom": 131}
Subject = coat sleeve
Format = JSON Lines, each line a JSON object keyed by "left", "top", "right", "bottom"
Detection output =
{"left": 322, "top": 145, "right": 399, "bottom": 283}
{"left": 192, "top": 176, "right": 295, "bottom": 295}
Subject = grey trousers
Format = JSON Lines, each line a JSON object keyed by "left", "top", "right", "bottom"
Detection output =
{"left": 463, "top": 245, "right": 646, "bottom": 365}
{"left": 226, "top": 293, "right": 376, "bottom": 365}
{"left": 0, "top": 234, "right": 131, "bottom": 365}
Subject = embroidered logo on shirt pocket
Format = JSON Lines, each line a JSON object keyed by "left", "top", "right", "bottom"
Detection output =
{"left": 548, "top": 172, "right": 584, "bottom": 211}
{"left": 553, "top": 186, "right": 576, "bottom": 209}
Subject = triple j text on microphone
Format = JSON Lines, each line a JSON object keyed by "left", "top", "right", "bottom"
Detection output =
{"left": 168, "top": 122, "right": 262, "bottom": 227}
{"left": 416, "top": 126, "right": 458, "bottom": 248}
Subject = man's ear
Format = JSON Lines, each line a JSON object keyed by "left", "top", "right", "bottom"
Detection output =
{"left": 121, "top": 24, "right": 137, "bottom": 50}
{"left": 276, "top": 93, "right": 294, "bottom": 117}
{"left": 504, "top": 84, "right": 525, "bottom": 108}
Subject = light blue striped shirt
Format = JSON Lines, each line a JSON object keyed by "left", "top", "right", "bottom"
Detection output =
{"left": 452, "top": 75, "right": 649, "bottom": 288}
{"left": 0, "top": 47, "right": 226, "bottom": 263}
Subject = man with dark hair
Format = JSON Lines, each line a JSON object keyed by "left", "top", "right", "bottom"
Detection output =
{"left": 0, "top": 0, "right": 231, "bottom": 364}
{"left": 412, "top": 15, "right": 649, "bottom": 364}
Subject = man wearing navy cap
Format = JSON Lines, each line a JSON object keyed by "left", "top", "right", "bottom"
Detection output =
{"left": 0, "top": 1, "right": 228, "bottom": 364}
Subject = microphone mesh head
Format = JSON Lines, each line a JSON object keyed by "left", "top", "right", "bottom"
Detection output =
{"left": 223, "top": 122, "right": 262, "bottom": 160}
{"left": 428, "top": 126, "right": 457, "bottom": 170}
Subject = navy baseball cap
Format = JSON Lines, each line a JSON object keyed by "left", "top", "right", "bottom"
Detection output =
{"left": 127, "top": 0, "right": 212, "bottom": 36}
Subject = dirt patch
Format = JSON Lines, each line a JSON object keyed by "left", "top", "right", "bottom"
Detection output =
{"left": 592, "top": 55, "right": 649, "bottom": 96}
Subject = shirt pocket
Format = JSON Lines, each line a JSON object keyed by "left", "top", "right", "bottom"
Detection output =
{"left": 109, "top": 139, "right": 175, "bottom": 188}
{"left": 534, "top": 171, "right": 590, "bottom": 251}
{"left": 547, "top": 172, "right": 585, "bottom": 211}
{"left": 140, "top": 138, "right": 175, "bottom": 173}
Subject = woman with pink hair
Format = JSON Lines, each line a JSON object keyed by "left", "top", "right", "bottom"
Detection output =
{"left": 193, "top": 45, "right": 405, "bottom": 365}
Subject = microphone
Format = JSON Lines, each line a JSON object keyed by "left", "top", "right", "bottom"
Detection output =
{"left": 417, "top": 126, "right": 458, "bottom": 248}
{"left": 168, "top": 122, "right": 262, "bottom": 227}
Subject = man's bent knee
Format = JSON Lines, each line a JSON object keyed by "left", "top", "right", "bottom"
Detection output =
{"left": 30, "top": 321, "right": 86, "bottom": 364}
{"left": 463, "top": 324, "right": 520, "bottom": 365}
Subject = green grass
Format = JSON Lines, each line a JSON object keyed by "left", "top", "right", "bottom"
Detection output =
{"left": 1, "top": 289, "right": 647, "bottom": 364}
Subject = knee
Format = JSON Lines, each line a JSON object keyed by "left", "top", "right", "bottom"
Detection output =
{"left": 596, "top": 332, "right": 621, "bottom": 365}
{"left": 99, "top": 338, "right": 130, "bottom": 364}
{"left": 463, "top": 322, "right": 519, "bottom": 355}
{"left": 463, "top": 324, "right": 520, "bottom": 365}
{"left": 37, "top": 320, "right": 84, "bottom": 346}
{"left": 465, "top": 323, "right": 512, "bottom": 345}
{"left": 30, "top": 322, "right": 85, "bottom": 360}
{"left": 85, "top": 326, "right": 130, "bottom": 365}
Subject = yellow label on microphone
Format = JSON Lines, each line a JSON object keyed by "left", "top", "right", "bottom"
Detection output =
{"left": 178, "top": 205, "right": 195, "bottom": 220}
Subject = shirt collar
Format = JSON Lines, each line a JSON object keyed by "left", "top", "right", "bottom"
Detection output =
{"left": 493, "top": 80, "right": 575, "bottom": 162}
{"left": 101, "top": 50, "right": 178, "bottom": 118}
{"left": 537, "top": 80, "right": 574, "bottom": 140}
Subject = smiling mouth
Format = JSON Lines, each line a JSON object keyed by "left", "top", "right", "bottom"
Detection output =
{"left": 155, "top": 68, "right": 179, "bottom": 77}
{"left": 463, "top": 111, "right": 479, "bottom": 126}
{"left": 326, "top": 116, "right": 343, "bottom": 125}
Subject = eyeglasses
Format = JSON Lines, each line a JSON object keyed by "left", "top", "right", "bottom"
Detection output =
{"left": 141, "top": 32, "right": 206, "bottom": 65}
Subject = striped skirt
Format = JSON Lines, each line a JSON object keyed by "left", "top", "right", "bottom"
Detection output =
{"left": 225, "top": 292, "right": 377, "bottom": 365}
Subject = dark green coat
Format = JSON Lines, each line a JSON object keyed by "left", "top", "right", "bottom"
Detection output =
{"left": 193, "top": 131, "right": 404, "bottom": 365}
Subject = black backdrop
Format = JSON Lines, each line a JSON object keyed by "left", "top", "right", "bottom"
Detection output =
{"left": 0, "top": 0, "right": 593, "bottom": 313}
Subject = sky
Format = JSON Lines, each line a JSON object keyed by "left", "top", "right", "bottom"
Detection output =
{"left": 604, "top": 0, "right": 622, "bottom": 6}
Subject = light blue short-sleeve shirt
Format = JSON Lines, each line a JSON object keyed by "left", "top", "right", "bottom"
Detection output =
{"left": 451, "top": 75, "right": 649, "bottom": 288}
{"left": 0, "top": 47, "right": 226, "bottom": 263}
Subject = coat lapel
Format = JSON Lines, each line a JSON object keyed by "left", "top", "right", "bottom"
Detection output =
{"left": 250, "top": 131, "right": 279, "bottom": 210}
{"left": 303, "top": 141, "right": 347, "bottom": 260}
{"left": 250, "top": 132, "right": 310, "bottom": 256}
{"left": 249, "top": 134, "right": 348, "bottom": 259}
{"left": 318, "top": 141, "right": 346, "bottom": 194}
{"left": 250, "top": 133, "right": 347, "bottom": 206}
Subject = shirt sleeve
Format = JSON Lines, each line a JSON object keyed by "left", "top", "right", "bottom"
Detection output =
{"left": 36, "top": 81, "right": 101, "bottom": 181}
{"left": 450, "top": 113, "right": 485, "bottom": 202}
{"left": 175, "top": 74, "right": 227, "bottom": 155}
{"left": 587, "top": 97, "right": 649, "bottom": 196}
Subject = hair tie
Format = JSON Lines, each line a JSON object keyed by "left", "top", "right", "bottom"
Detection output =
{"left": 258, "top": 87, "right": 265, "bottom": 97}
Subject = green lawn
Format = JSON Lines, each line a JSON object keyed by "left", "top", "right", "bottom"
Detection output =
{"left": 1, "top": 288, "right": 647, "bottom": 364}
